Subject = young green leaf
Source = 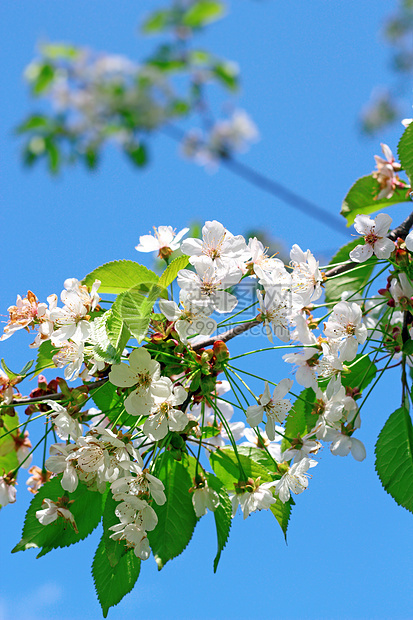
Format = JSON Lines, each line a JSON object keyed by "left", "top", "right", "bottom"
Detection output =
{"left": 282, "top": 388, "right": 317, "bottom": 453}
{"left": 183, "top": 0, "right": 226, "bottom": 28}
{"left": 341, "top": 354, "right": 377, "bottom": 391}
{"left": 210, "top": 448, "right": 273, "bottom": 490}
{"left": 324, "top": 239, "right": 377, "bottom": 303}
{"left": 158, "top": 254, "right": 189, "bottom": 289}
{"left": 106, "top": 304, "right": 131, "bottom": 354}
{"left": 33, "top": 340, "right": 59, "bottom": 377}
{"left": 147, "top": 452, "right": 198, "bottom": 570}
{"left": 82, "top": 260, "right": 159, "bottom": 295}
{"left": 0, "top": 413, "right": 20, "bottom": 483}
{"left": 375, "top": 406, "right": 413, "bottom": 513}
{"left": 340, "top": 174, "right": 409, "bottom": 226}
{"left": 90, "top": 313, "right": 122, "bottom": 364}
{"left": 207, "top": 473, "right": 232, "bottom": 572}
{"left": 270, "top": 498, "right": 293, "bottom": 541}
{"left": 398, "top": 120, "right": 413, "bottom": 183}
{"left": 119, "top": 284, "right": 162, "bottom": 343}
{"left": 141, "top": 9, "right": 170, "bottom": 33}
{"left": 92, "top": 493, "right": 141, "bottom": 617}
{"left": 12, "top": 477, "right": 105, "bottom": 556}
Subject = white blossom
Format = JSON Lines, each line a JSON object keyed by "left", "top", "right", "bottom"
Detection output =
{"left": 108, "top": 347, "right": 166, "bottom": 416}
{"left": 0, "top": 477, "right": 16, "bottom": 506}
{"left": 231, "top": 480, "right": 277, "bottom": 519}
{"left": 177, "top": 256, "right": 241, "bottom": 313}
{"left": 143, "top": 377, "right": 188, "bottom": 441}
{"left": 241, "top": 426, "right": 283, "bottom": 462}
{"left": 274, "top": 457, "right": 317, "bottom": 503}
{"left": 246, "top": 379, "right": 293, "bottom": 440}
{"left": 349, "top": 214, "right": 395, "bottom": 263}
{"left": 181, "top": 220, "right": 249, "bottom": 269}
{"left": 191, "top": 481, "right": 220, "bottom": 517}
{"left": 324, "top": 301, "right": 367, "bottom": 362}
{"left": 159, "top": 291, "right": 216, "bottom": 344}
{"left": 36, "top": 498, "right": 77, "bottom": 530}
{"left": 135, "top": 226, "right": 189, "bottom": 256}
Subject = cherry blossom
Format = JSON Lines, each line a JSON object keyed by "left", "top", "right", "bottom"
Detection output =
{"left": 0, "top": 477, "right": 16, "bottom": 506}
{"left": 290, "top": 244, "right": 323, "bottom": 304}
{"left": 36, "top": 498, "right": 77, "bottom": 531}
{"left": 246, "top": 379, "right": 293, "bottom": 440}
{"left": 323, "top": 301, "right": 367, "bottom": 362}
{"left": 241, "top": 426, "right": 283, "bottom": 462}
{"left": 181, "top": 220, "right": 249, "bottom": 269}
{"left": 191, "top": 480, "right": 220, "bottom": 517}
{"left": 159, "top": 291, "right": 216, "bottom": 344}
{"left": 135, "top": 225, "right": 189, "bottom": 258}
{"left": 142, "top": 377, "right": 188, "bottom": 441}
{"left": 231, "top": 479, "right": 277, "bottom": 519}
{"left": 177, "top": 256, "right": 241, "bottom": 313}
{"left": 349, "top": 213, "right": 395, "bottom": 263}
{"left": 274, "top": 457, "right": 317, "bottom": 503}
{"left": 0, "top": 291, "right": 49, "bottom": 342}
{"left": 372, "top": 143, "right": 402, "bottom": 200}
{"left": 108, "top": 347, "right": 166, "bottom": 416}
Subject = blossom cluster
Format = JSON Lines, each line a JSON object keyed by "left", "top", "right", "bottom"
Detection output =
{"left": 1, "top": 212, "right": 409, "bottom": 546}
{"left": 1, "top": 278, "right": 102, "bottom": 381}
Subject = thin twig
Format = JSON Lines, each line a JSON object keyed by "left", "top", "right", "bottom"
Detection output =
{"left": 192, "top": 319, "right": 261, "bottom": 350}
{"left": 8, "top": 378, "right": 108, "bottom": 407}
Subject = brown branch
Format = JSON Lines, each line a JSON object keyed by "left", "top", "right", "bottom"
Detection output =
{"left": 388, "top": 209, "right": 413, "bottom": 241}
{"left": 9, "top": 378, "right": 108, "bottom": 407}
{"left": 324, "top": 210, "right": 413, "bottom": 279}
{"left": 192, "top": 319, "right": 261, "bottom": 350}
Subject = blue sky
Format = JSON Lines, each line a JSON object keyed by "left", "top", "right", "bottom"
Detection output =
{"left": 1, "top": 2, "right": 413, "bottom": 619}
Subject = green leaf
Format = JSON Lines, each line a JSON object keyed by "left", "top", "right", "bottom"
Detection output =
{"left": 33, "top": 340, "right": 59, "bottom": 377}
{"left": 119, "top": 284, "right": 162, "bottom": 343}
{"left": 1, "top": 359, "right": 21, "bottom": 381}
{"left": 212, "top": 61, "right": 239, "bottom": 91}
{"left": 207, "top": 473, "right": 232, "bottom": 572}
{"left": 85, "top": 147, "right": 99, "bottom": 169}
{"left": 158, "top": 254, "right": 189, "bottom": 289}
{"left": 340, "top": 174, "right": 409, "bottom": 226}
{"left": 40, "top": 42, "right": 81, "bottom": 60}
{"left": 403, "top": 339, "right": 413, "bottom": 355}
{"left": 210, "top": 448, "right": 273, "bottom": 490}
{"left": 325, "top": 239, "right": 377, "bottom": 303}
{"left": 142, "top": 9, "right": 170, "bottom": 33}
{"left": 45, "top": 139, "right": 60, "bottom": 174}
{"left": 237, "top": 446, "right": 279, "bottom": 470}
{"left": 148, "top": 452, "right": 197, "bottom": 569}
{"left": 16, "top": 115, "right": 51, "bottom": 134}
{"left": 93, "top": 538, "right": 140, "bottom": 618}
{"left": 341, "top": 354, "right": 377, "bottom": 391}
{"left": 126, "top": 143, "right": 148, "bottom": 167}
{"left": 398, "top": 120, "right": 413, "bottom": 183}
{"left": 375, "top": 406, "right": 413, "bottom": 513}
{"left": 106, "top": 304, "right": 131, "bottom": 354}
{"left": 91, "top": 381, "right": 135, "bottom": 427}
{"left": 282, "top": 389, "right": 317, "bottom": 453}
{"left": 92, "top": 493, "right": 141, "bottom": 617}
{"left": 82, "top": 260, "right": 159, "bottom": 295}
{"left": 0, "top": 413, "right": 20, "bottom": 484}
{"left": 90, "top": 314, "right": 121, "bottom": 364}
{"left": 270, "top": 498, "right": 293, "bottom": 541}
{"left": 32, "top": 63, "right": 55, "bottom": 95}
{"left": 183, "top": 0, "right": 226, "bottom": 28}
{"left": 12, "top": 477, "right": 105, "bottom": 556}
{"left": 0, "top": 358, "right": 33, "bottom": 382}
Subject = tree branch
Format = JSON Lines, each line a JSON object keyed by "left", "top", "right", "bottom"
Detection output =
{"left": 9, "top": 378, "right": 108, "bottom": 407}
{"left": 324, "top": 210, "right": 413, "bottom": 278}
{"left": 192, "top": 319, "right": 261, "bottom": 350}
